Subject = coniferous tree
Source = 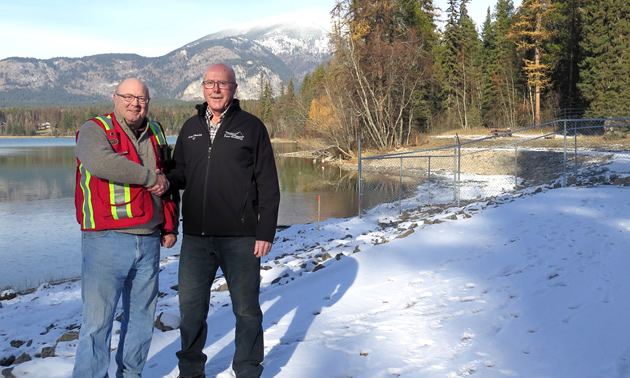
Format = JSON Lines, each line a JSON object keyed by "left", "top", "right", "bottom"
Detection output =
{"left": 439, "top": 0, "right": 462, "bottom": 127}
{"left": 509, "top": 0, "right": 554, "bottom": 125}
{"left": 58, "top": 109, "right": 76, "bottom": 134}
{"left": 481, "top": 0, "right": 522, "bottom": 129}
{"left": 547, "top": 0, "right": 587, "bottom": 117}
{"left": 259, "top": 81, "right": 274, "bottom": 129}
{"left": 578, "top": 0, "right": 630, "bottom": 117}
{"left": 439, "top": 0, "right": 482, "bottom": 129}
{"left": 458, "top": 0, "right": 482, "bottom": 128}
{"left": 396, "top": 0, "right": 439, "bottom": 134}
{"left": 480, "top": 7, "right": 499, "bottom": 127}
{"left": 398, "top": 0, "right": 438, "bottom": 48}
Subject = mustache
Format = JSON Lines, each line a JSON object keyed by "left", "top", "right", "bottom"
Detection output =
{"left": 209, "top": 94, "right": 224, "bottom": 99}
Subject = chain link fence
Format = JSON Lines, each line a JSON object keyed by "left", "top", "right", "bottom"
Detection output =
{"left": 358, "top": 118, "right": 630, "bottom": 216}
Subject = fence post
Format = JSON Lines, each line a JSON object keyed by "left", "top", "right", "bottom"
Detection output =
{"left": 427, "top": 156, "right": 432, "bottom": 205}
{"left": 453, "top": 137, "right": 457, "bottom": 204}
{"left": 574, "top": 131, "right": 578, "bottom": 180}
{"left": 358, "top": 135, "right": 362, "bottom": 218}
{"left": 457, "top": 144, "right": 461, "bottom": 207}
{"left": 317, "top": 195, "right": 321, "bottom": 230}
{"left": 562, "top": 120, "right": 568, "bottom": 187}
{"left": 514, "top": 145, "right": 518, "bottom": 189}
{"left": 399, "top": 156, "right": 403, "bottom": 213}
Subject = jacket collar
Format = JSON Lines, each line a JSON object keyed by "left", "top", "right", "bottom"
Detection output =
{"left": 196, "top": 98, "right": 241, "bottom": 119}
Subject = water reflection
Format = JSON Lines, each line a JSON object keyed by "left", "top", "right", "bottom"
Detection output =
{"left": 0, "top": 146, "right": 76, "bottom": 202}
{"left": 274, "top": 142, "right": 359, "bottom": 224}
{"left": 0, "top": 140, "right": 365, "bottom": 225}
{"left": 0, "top": 139, "right": 416, "bottom": 224}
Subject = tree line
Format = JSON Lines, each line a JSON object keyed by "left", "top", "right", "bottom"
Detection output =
{"left": 241, "top": 0, "right": 630, "bottom": 158}
{"left": 292, "top": 0, "right": 630, "bottom": 157}
{"left": 1, "top": 0, "right": 628, "bottom": 159}
{"left": 0, "top": 103, "right": 195, "bottom": 137}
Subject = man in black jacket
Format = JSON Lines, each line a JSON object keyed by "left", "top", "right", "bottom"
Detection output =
{"left": 168, "top": 63, "right": 280, "bottom": 378}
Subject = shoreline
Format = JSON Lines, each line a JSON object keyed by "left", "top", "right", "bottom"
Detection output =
{"left": 0, "top": 135, "right": 300, "bottom": 141}
{"left": 0, "top": 135, "right": 74, "bottom": 139}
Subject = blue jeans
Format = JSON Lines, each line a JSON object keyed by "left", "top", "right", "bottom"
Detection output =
{"left": 73, "top": 230, "right": 160, "bottom": 378}
{"left": 177, "top": 235, "right": 263, "bottom": 378}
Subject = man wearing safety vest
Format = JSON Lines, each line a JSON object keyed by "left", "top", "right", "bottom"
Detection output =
{"left": 73, "top": 78, "right": 179, "bottom": 378}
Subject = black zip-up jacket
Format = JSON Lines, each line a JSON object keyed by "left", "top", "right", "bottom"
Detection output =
{"left": 168, "top": 100, "right": 280, "bottom": 243}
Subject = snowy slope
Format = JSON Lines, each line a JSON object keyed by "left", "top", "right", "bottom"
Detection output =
{"left": 2, "top": 185, "right": 630, "bottom": 377}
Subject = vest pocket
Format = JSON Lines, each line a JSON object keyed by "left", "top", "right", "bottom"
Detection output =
{"left": 100, "top": 182, "right": 147, "bottom": 221}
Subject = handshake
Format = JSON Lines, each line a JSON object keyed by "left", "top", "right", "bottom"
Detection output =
{"left": 148, "top": 169, "right": 170, "bottom": 196}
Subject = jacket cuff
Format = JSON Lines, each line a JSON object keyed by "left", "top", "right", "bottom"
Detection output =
{"left": 145, "top": 169, "right": 158, "bottom": 187}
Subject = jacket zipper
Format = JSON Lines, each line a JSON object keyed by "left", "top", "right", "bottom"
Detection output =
{"left": 201, "top": 119, "right": 212, "bottom": 235}
{"left": 240, "top": 191, "right": 249, "bottom": 224}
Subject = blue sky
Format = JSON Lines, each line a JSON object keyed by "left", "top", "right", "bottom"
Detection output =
{"left": 0, "top": 0, "right": 519, "bottom": 60}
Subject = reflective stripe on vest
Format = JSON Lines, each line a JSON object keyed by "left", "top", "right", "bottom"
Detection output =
{"left": 148, "top": 122, "right": 167, "bottom": 145}
{"left": 109, "top": 182, "right": 133, "bottom": 220}
{"left": 83, "top": 115, "right": 135, "bottom": 224}
{"left": 94, "top": 115, "right": 112, "bottom": 129}
{"left": 78, "top": 163, "right": 96, "bottom": 229}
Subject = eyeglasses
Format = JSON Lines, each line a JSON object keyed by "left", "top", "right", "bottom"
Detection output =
{"left": 116, "top": 93, "right": 150, "bottom": 104}
{"left": 202, "top": 80, "right": 235, "bottom": 89}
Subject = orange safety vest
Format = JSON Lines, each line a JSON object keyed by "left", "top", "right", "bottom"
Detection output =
{"left": 75, "top": 113, "right": 175, "bottom": 231}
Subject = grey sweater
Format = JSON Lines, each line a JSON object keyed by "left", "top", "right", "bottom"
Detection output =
{"left": 75, "top": 112, "right": 164, "bottom": 234}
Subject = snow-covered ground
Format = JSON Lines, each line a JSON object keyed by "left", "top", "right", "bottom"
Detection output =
{"left": 1, "top": 180, "right": 630, "bottom": 377}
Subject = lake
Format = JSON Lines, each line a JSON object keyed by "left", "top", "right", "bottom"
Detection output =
{"left": 0, "top": 137, "right": 398, "bottom": 290}
{"left": 0, "top": 137, "right": 363, "bottom": 223}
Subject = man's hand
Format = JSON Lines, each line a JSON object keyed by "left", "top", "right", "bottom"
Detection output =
{"left": 148, "top": 169, "right": 169, "bottom": 196}
{"left": 161, "top": 233, "right": 177, "bottom": 248}
{"left": 254, "top": 240, "right": 272, "bottom": 258}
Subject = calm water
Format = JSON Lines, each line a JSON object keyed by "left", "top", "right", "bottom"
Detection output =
{"left": 0, "top": 137, "right": 406, "bottom": 289}
{"left": 0, "top": 137, "right": 360, "bottom": 224}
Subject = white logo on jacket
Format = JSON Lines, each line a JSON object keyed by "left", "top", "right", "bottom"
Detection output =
{"left": 224, "top": 131, "right": 244, "bottom": 141}
{"left": 188, "top": 133, "right": 203, "bottom": 140}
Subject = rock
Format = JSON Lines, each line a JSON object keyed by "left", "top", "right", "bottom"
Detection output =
{"left": 0, "top": 290, "right": 16, "bottom": 301}
{"left": 214, "top": 282, "right": 229, "bottom": 292}
{"left": 613, "top": 176, "right": 630, "bottom": 186}
{"left": 271, "top": 274, "right": 289, "bottom": 285}
{"left": 14, "top": 353, "right": 30, "bottom": 364}
{"left": 312, "top": 264, "right": 325, "bottom": 272}
{"left": 396, "top": 229, "right": 414, "bottom": 239}
{"left": 0, "top": 356, "right": 15, "bottom": 367}
{"left": 154, "top": 311, "right": 180, "bottom": 332}
{"left": 320, "top": 253, "right": 333, "bottom": 262}
{"left": 39, "top": 346, "right": 55, "bottom": 358}
{"left": 40, "top": 324, "right": 55, "bottom": 336}
{"left": 57, "top": 331, "right": 79, "bottom": 343}
{"left": 1, "top": 367, "right": 15, "bottom": 378}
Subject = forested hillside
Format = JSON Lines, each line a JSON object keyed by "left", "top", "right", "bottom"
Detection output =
{"left": 2, "top": 0, "right": 629, "bottom": 158}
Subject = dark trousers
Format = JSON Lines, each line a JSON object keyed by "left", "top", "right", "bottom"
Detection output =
{"left": 176, "top": 234, "right": 263, "bottom": 378}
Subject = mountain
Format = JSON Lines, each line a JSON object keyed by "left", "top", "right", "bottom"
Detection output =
{"left": 0, "top": 10, "right": 331, "bottom": 106}
{"left": 186, "top": 9, "right": 331, "bottom": 82}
